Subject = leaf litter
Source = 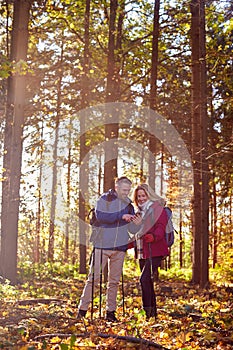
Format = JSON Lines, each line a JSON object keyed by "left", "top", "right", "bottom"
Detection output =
{"left": 0, "top": 267, "right": 232, "bottom": 349}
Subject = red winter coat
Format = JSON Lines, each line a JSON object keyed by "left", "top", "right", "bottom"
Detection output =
{"left": 141, "top": 201, "right": 169, "bottom": 259}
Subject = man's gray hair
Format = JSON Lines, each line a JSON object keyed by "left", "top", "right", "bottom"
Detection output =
{"left": 115, "top": 176, "right": 132, "bottom": 186}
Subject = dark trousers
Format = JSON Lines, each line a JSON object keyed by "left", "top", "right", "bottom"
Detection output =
{"left": 139, "top": 256, "right": 163, "bottom": 310}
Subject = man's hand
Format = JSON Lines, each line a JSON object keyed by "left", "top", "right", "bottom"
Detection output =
{"left": 131, "top": 215, "right": 142, "bottom": 225}
{"left": 144, "top": 233, "right": 154, "bottom": 243}
{"left": 122, "top": 214, "right": 134, "bottom": 222}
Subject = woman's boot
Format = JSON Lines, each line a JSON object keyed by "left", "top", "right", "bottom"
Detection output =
{"left": 144, "top": 307, "right": 152, "bottom": 320}
{"left": 151, "top": 306, "right": 157, "bottom": 320}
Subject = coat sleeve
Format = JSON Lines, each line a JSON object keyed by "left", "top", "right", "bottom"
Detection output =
{"left": 96, "top": 197, "right": 133, "bottom": 224}
{"left": 95, "top": 197, "right": 119, "bottom": 223}
{"left": 146, "top": 207, "right": 167, "bottom": 242}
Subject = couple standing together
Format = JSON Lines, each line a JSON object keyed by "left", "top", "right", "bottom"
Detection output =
{"left": 77, "top": 176, "right": 169, "bottom": 322}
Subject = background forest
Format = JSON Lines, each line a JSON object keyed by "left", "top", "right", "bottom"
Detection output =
{"left": 0, "top": 0, "right": 232, "bottom": 285}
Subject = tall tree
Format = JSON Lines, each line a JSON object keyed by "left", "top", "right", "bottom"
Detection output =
{"left": 34, "top": 123, "right": 44, "bottom": 263}
{"left": 190, "top": 0, "right": 201, "bottom": 284}
{"left": 0, "top": 0, "right": 31, "bottom": 284}
{"left": 199, "top": 0, "right": 209, "bottom": 288}
{"left": 190, "top": 0, "right": 209, "bottom": 287}
{"left": 48, "top": 41, "right": 64, "bottom": 262}
{"left": 65, "top": 126, "right": 72, "bottom": 263}
{"left": 148, "top": 0, "right": 160, "bottom": 190}
{"left": 104, "top": 0, "right": 121, "bottom": 190}
{"left": 79, "top": 0, "right": 90, "bottom": 274}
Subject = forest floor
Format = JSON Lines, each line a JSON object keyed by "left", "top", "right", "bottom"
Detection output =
{"left": 0, "top": 260, "right": 232, "bottom": 350}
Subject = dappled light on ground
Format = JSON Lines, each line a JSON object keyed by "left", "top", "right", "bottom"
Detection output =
{"left": 0, "top": 266, "right": 232, "bottom": 349}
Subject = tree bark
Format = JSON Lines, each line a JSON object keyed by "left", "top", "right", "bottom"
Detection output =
{"left": 211, "top": 172, "right": 217, "bottom": 268}
{"left": 148, "top": 0, "right": 160, "bottom": 190}
{"left": 190, "top": 0, "right": 209, "bottom": 286}
{"left": 199, "top": 0, "right": 209, "bottom": 288}
{"left": 34, "top": 124, "right": 44, "bottom": 263}
{"left": 48, "top": 45, "right": 64, "bottom": 262}
{"left": 104, "top": 0, "right": 120, "bottom": 191}
{"left": 79, "top": 0, "right": 91, "bottom": 274}
{"left": 65, "top": 131, "right": 71, "bottom": 263}
{"left": 190, "top": 0, "right": 202, "bottom": 284}
{"left": 0, "top": 0, "right": 31, "bottom": 284}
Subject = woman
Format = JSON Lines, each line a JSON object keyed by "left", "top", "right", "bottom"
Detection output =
{"left": 133, "top": 184, "right": 169, "bottom": 320}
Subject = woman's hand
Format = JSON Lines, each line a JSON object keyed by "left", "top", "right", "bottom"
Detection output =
{"left": 144, "top": 233, "right": 154, "bottom": 243}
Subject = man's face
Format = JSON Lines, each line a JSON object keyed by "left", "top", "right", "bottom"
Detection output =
{"left": 116, "top": 183, "right": 131, "bottom": 199}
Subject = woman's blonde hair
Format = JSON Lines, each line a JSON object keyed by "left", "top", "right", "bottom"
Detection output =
{"left": 133, "top": 183, "right": 165, "bottom": 207}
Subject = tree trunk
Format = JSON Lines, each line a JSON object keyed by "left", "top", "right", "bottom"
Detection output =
{"left": 190, "top": 0, "right": 209, "bottom": 286}
{"left": 148, "top": 0, "right": 160, "bottom": 190}
{"left": 104, "top": 0, "right": 120, "bottom": 191}
{"left": 48, "top": 118, "right": 59, "bottom": 262}
{"left": 179, "top": 213, "right": 183, "bottom": 268}
{"left": 160, "top": 144, "right": 164, "bottom": 196}
{"left": 190, "top": 0, "right": 202, "bottom": 284}
{"left": 212, "top": 172, "right": 217, "bottom": 268}
{"left": 34, "top": 123, "right": 44, "bottom": 263}
{"left": 48, "top": 49, "right": 64, "bottom": 262}
{"left": 199, "top": 0, "right": 209, "bottom": 288}
{"left": 79, "top": 0, "right": 90, "bottom": 274}
{"left": 0, "top": 0, "right": 31, "bottom": 284}
{"left": 65, "top": 132, "right": 72, "bottom": 263}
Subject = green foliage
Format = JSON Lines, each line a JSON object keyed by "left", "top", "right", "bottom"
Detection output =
{"left": 0, "top": 279, "right": 19, "bottom": 300}
{"left": 0, "top": 54, "right": 12, "bottom": 78}
{"left": 159, "top": 266, "right": 192, "bottom": 282}
{"left": 18, "top": 261, "right": 81, "bottom": 282}
{"left": 210, "top": 248, "right": 233, "bottom": 285}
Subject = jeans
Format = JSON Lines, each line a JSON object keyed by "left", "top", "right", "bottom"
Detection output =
{"left": 78, "top": 248, "right": 125, "bottom": 312}
{"left": 139, "top": 256, "right": 163, "bottom": 310}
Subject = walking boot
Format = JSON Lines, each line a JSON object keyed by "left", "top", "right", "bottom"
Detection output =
{"left": 77, "top": 309, "right": 87, "bottom": 319}
{"left": 106, "top": 310, "right": 118, "bottom": 322}
{"left": 144, "top": 307, "right": 152, "bottom": 320}
{"left": 151, "top": 306, "right": 158, "bottom": 320}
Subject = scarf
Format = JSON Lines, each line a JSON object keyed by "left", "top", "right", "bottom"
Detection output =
{"left": 136, "top": 200, "right": 154, "bottom": 260}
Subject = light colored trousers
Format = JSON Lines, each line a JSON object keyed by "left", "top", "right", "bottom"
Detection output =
{"left": 78, "top": 249, "right": 125, "bottom": 312}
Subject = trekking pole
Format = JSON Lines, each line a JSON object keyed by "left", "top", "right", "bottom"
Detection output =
{"left": 91, "top": 247, "right": 95, "bottom": 321}
{"left": 148, "top": 242, "right": 154, "bottom": 283}
{"left": 99, "top": 248, "right": 103, "bottom": 318}
{"left": 121, "top": 271, "right": 125, "bottom": 316}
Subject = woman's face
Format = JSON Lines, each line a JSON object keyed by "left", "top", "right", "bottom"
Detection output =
{"left": 137, "top": 189, "right": 148, "bottom": 206}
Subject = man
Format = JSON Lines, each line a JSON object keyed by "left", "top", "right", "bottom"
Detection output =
{"left": 77, "top": 176, "right": 141, "bottom": 321}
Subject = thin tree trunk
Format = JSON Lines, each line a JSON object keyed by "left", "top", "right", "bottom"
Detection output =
{"left": 212, "top": 174, "right": 217, "bottom": 268}
{"left": 79, "top": 0, "right": 90, "bottom": 274}
{"left": 65, "top": 130, "right": 72, "bottom": 263}
{"left": 48, "top": 63, "right": 63, "bottom": 262}
{"left": 148, "top": 0, "right": 160, "bottom": 190}
{"left": 98, "top": 153, "right": 103, "bottom": 196}
{"left": 104, "top": 0, "right": 119, "bottom": 191}
{"left": 179, "top": 213, "right": 183, "bottom": 268}
{"left": 199, "top": 0, "right": 209, "bottom": 288}
{"left": 140, "top": 146, "right": 145, "bottom": 182}
{"left": 190, "top": 0, "right": 202, "bottom": 284}
{"left": 160, "top": 144, "right": 164, "bottom": 196}
{"left": 230, "top": 196, "right": 232, "bottom": 248}
{"left": 0, "top": 0, "right": 31, "bottom": 284}
{"left": 34, "top": 123, "right": 44, "bottom": 263}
